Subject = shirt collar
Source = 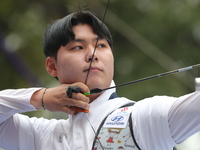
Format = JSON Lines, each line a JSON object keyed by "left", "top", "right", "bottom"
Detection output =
{"left": 90, "top": 80, "right": 116, "bottom": 105}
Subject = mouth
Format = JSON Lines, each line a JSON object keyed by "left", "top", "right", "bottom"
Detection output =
{"left": 83, "top": 66, "right": 103, "bottom": 72}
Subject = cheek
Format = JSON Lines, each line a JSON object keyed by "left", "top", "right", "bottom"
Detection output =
{"left": 57, "top": 52, "right": 78, "bottom": 69}
{"left": 104, "top": 52, "right": 114, "bottom": 75}
{"left": 56, "top": 57, "right": 76, "bottom": 76}
{"left": 110, "top": 57, "right": 114, "bottom": 77}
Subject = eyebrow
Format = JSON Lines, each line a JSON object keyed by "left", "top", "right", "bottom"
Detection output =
{"left": 72, "top": 37, "right": 103, "bottom": 43}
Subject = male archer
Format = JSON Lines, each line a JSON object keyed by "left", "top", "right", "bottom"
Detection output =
{"left": 1, "top": 11, "right": 200, "bottom": 150}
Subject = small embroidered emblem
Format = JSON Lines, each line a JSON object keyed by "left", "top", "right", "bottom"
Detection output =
{"left": 58, "top": 132, "right": 65, "bottom": 143}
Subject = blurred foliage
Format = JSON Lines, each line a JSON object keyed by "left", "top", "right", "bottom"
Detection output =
{"left": 0, "top": 0, "right": 200, "bottom": 149}
{"left": 0, "top": 0, "right": 200, "bottom": 116}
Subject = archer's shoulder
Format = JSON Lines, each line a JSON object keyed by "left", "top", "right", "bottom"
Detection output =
{"left": 131, "top": 95, "right": 177, "bottom": 115}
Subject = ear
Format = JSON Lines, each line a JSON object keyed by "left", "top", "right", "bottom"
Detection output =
{"left": 46, "top": 57, "right": 58, "bottom": 77}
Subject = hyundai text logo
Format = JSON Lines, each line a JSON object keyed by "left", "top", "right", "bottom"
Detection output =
{"left": 111, "top": 116, "right": 124, "bottom": 122}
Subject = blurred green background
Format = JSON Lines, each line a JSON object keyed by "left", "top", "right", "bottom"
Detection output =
{"left": 1, "top": 0, "right": 200, "bottom": 149}
{"left": 1, "top": 0, "right": 200, "bottom": 114}
{"left": 1, "top": 0, "right": 200, "bottom": 102}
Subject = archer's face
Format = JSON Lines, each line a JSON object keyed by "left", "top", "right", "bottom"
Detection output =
{"left": 46, "top": 24, "right": 114, "bottom": 90}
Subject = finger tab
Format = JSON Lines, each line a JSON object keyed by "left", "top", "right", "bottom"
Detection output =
{"left": 71, "top": 106, "right": 89, "bottom": 113}
{"left": 66, "top": 86, "right": 81, "bottom": 98}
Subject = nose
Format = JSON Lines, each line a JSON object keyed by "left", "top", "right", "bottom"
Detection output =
{"left": 87, "top": 56, "right": 98, "bottom": 62}
{"left": 86, "top": 47, "right": 98, "bottom": 62}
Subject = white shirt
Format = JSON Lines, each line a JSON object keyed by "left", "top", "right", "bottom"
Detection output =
{"left": 1, "top": 83, "right": 200, "bottom": 150}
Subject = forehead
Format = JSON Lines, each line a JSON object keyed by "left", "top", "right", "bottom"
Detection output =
{"left": 72, "top": 24, "right": 97, "bottom": 38}
{"left": 71, "top": 24, "right": 107, "bottom": 43}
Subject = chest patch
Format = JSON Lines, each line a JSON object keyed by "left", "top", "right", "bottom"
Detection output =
{"left": 92, "top": 104, "right": 141, "bottom": 150}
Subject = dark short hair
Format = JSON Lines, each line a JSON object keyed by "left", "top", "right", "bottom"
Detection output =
{"left": 42, "top": 11, "right": 113, "bottom": 58}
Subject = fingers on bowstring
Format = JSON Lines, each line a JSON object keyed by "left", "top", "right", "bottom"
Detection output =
{"left": 61, "top": 106, "right": 75, "bottom": 115}
{"left": 66, "top": 98, "right": 90, "bottom": 110}
{"left": 60, "top": 104, "right": 89, "bottom": 114}
{"left": 71, "top": 82, "right": 90, "bottom": 94}
{"left": 71, "top": 92, "right": 90, "bottom": 103}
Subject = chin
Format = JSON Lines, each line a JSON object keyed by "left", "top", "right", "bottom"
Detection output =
{"left": 88, "top": 82, "right": 110, "bottom": 92}
{"left": 86, "top": 81, "right": 102, "bottom": 90}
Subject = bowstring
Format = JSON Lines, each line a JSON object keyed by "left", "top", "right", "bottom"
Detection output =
{"left": 84, "top": 0, "right": 111, "bottom": 84}
{"left": 84, "top": 1, "right": 111, "bottom": 150}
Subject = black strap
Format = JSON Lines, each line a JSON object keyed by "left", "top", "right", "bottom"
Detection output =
{"left": 92, "top": 94, "right": 178, "bottom": 150}
{"left": 129, "top": 113, "right": 141, "bottom": 150}
{"left": 92, "top": 92, "right": 178, "bottom": 150}
{"left": 129, "top": 109, "right": 177, "bottom": 150}
{"left": 91, "top": 102, "right": 136, "bottom": 149}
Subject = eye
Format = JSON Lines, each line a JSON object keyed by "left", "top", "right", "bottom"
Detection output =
{"left": 70, "top": 46, "right": 83, "bottom": 50}
{"left": 97, "top": 44, "right": 106, "bottom": 48}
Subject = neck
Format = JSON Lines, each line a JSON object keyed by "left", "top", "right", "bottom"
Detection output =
{"left": 89, "top": 92, "right": 102, "bottom": 103}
